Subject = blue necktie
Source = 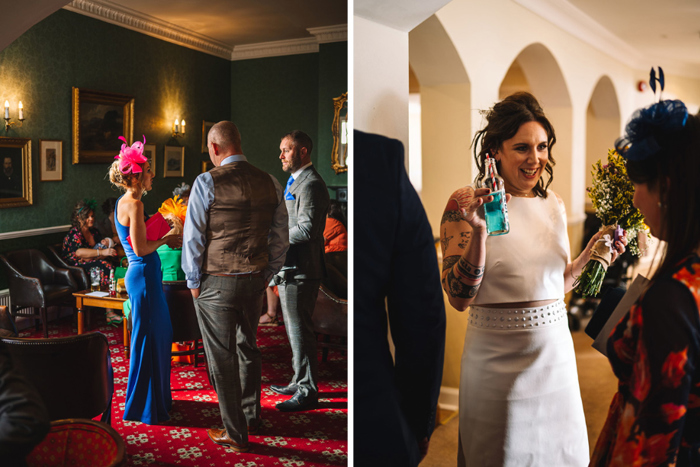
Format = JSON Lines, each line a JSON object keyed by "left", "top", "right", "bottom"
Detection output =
{"left": 285, "top": 175, "right": 295, "bottom": 200}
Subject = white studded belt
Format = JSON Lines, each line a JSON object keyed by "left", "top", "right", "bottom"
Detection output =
{"left": 467, "top": 300, "right": 567, "bottom": 330}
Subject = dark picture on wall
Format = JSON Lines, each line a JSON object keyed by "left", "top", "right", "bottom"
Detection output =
{"left": 143, "top": 144, "right": 156, "bottom": 176}
{"left": 201, "top": 121, "right": 215, "bottom": 153}
{"left": 164, "top": 146, "right": 185, "bottom": 178}
{"left": 0, "top": 137, "right": 32, "bottom": 208}
{"left": 72, "top": 87, "right": 134, "bottom": 164}
{"left": 40, "top": 139, "right": 62, "bottom": 182}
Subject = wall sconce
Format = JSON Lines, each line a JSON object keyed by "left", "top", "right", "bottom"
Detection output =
{"left": 4, "top": 100, "right": 25, "bottom": 132}
{"left": 172, "top": 118, "right": 186, "bottom": 138}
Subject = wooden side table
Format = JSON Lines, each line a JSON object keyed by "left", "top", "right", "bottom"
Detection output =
{"left": 73, "top": 290, "right": 129, "bottom": 352}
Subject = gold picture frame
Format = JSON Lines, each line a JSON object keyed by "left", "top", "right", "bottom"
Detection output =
{"left": 331, "top": 92, "right": 348, "bottom": 174}
{"left": 40, "top": 139, "right": 62, "bottom": 182}
{"left": 164, "top": 146, "right": 185, "bottom": 178}
{"left": 72, "top": 87, "right": 134, "bottom": 164}
{"left": 0, "top": 137, "right": 32, "bottom": 208}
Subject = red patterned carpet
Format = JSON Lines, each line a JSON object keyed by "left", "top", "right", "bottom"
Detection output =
{"left": 20, "top": 313, "right": 348, "bottom": 466}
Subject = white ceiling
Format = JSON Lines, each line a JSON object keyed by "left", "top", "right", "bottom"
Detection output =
{"left": 516, "top": 0, "right": 700, "bottom": 77}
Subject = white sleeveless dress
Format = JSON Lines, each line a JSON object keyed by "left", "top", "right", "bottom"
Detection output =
{"left": 458, "top": 194, "right": 589, "bottom": 466}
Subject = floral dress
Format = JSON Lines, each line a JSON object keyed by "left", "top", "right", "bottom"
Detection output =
{"left": 591, "top": 254, "right": 700, "bottom": 466}
{"left": 61, "top": 226, "right": 114, "bottom": 287}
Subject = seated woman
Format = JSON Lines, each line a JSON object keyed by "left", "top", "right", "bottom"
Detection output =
{"left": 324, "top": 200, "right": 347, "bottom": 253}
{"left": 61, "top": 199, "right": 121, "bottom": 324}
{"left": 96, "top": 197, "right": 122, "bottom": 251}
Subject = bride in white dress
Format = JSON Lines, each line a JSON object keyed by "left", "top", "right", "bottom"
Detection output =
{"left": 440, "top": 92, "right": 627, "bottom": 466}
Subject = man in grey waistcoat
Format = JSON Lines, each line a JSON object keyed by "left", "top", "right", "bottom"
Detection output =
{"left": 183, "top": 121, "right": 288, "bottom": 452}
{"left": 271, "top": 130, "right": 330, "bottom": 412}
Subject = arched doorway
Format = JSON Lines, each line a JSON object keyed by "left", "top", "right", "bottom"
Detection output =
{"left": 409, "top": 14, "right": 471, "bottom": 239}
{"left": 585, "top": 76, "right": 620, "bottom": 210}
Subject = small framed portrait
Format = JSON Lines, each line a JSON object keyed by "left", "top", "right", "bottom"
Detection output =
{"left": 201, "top": 121, "right": 215, "bottom": 153}
{"left": 164, "top": 146, "right": 185, "bottom": 178}
{"left": 72, "top": 87, "right": 134, "bottom": 164}
{"left": 201, "top": 161, "right": 213, "bottom": 173}
{"left": 0, "top": 137, "right": 32, "bottom": 208}
{"left": 40, "top": 139, "right": 62, "bottom": 182}
{"left": 143, "top": 144, "right": 156, "bottom": 175}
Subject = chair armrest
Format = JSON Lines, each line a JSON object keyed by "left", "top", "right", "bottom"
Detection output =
{"left": 6, "top": 271, "right": 44, "bottom": 309}
{"left": 54, "top": 268, "right": 78, "bottom": 289}
{"left": 47, "top": 245, "right": 88, "bottom": 290}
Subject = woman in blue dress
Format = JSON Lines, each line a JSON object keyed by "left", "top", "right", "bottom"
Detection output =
{"left": 109, "top": 136, "right": 182, "bottom": 424}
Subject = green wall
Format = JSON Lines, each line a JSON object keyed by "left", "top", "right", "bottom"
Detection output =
{"left": 0, "top": 10, "right": 231, "bottom": 234}
{"left": 0, "top": 9, "right": 347, "bottom": 289}
{"left": 230, "top": 42, "right": 348, "bottom": 194}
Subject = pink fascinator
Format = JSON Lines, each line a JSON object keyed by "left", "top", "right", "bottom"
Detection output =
{"left": 115, "top": 135, "right": 148, "bottom": 174}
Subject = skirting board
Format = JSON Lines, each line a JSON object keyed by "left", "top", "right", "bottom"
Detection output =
{"left": 438, "top": 386, "right": 459, "bottom": 412}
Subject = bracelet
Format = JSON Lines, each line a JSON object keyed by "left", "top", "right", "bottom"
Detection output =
{"left": 97, "top": 249, "right": 100, "bottom": 257}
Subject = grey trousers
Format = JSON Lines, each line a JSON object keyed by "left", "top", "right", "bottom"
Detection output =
{"left": 278, "top": 278, "right": 320, "bottom": 397}
{"left": 194, "top": 274, "right": 265, "bottom": 445}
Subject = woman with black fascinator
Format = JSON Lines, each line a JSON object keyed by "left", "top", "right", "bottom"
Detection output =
{"left": 591, "top": 100, "right": 700, "bottom": 465}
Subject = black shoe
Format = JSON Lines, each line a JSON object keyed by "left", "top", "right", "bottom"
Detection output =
{"left": 270, "top": 384, "right": 298, "bottom": 396}
{"left": 276, "top": 390, "right": 319, "bottom": 412}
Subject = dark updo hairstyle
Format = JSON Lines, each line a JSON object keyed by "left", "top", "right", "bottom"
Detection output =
{"left": 102, "top": 197, "right": 117, "bottom": 216}
{"left": 625, "top": 111, "right": 700, "bottom": 282}
{"left": 71, "top": 200, "right": 95, "bottom": 228}
{"left": 472, "top": 92, "right": 556, "bottom": 198}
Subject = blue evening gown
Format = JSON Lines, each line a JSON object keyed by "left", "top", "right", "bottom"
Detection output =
{"left": 115, "top": 196, "right": 173, "bottom": 424}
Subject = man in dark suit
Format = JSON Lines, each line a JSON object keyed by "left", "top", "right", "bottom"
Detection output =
{"left": 183, "top": 121, "right": 289, "bottom": 452}
{"left": 271, "top": 130, "right": 330, "bottom": 412}
{"left": 354, "top": 130, "right": 446, "bottom": 466}
{"left": 0, "top": 156, "right": 21, "bottom": 198}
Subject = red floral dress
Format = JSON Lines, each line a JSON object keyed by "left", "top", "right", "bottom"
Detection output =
{"left": 591, "top": 255, "right": 700, "bottom": 466}
{"left": 61, "top": 226, "right": 114, "bottom": 287}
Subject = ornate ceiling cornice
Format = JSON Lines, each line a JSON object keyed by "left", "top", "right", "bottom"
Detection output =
{"left": 64, "top": 0, "right": 347, "bottom": 61}
{"left": 307, "top": 24, "right": 347, "bottom": 44}
{"left": 64, "top": 0, "right": 233, "bottom": 59}
{"left": 231, "top": 37, "right": 319, "bottom": 61}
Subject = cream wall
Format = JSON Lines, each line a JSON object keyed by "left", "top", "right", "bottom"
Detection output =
{"left": 413, "top": 0, "right": 700, "bottom": 396}
{"left": 354, "top": 16, "right": 409, "bottom": 150}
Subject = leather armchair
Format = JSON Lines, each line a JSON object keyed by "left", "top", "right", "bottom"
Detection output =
{"left": 1, "top": 332, "right": 113, "bottom": 424}
{"left": 46, "top": 244, "right": 90, "bottom": 291}
{"left": 313, "top": 284, "right": 347, "bottom": 362}
{"left": 0, "top": 249, "right": 78, "bottom": 338}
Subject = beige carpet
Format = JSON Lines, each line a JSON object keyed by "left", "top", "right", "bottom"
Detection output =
{"left": 422, "top": 329, "right": 618, "bottom": 465}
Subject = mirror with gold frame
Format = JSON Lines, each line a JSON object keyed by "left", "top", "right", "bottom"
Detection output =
{"left": 331, "top": 92, "right": 348, "bottom": 174}
{"left": 0, "top": 137, "right": 32, "bottom": 208}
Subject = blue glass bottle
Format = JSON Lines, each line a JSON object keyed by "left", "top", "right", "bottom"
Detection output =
{"left": 479, "top": 158, "right": 510, "bottom": 236}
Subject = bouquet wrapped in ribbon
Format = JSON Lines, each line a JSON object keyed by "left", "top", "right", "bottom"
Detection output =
{"left": 574, "top": 149, "right": 648, "bottom": 297}
{"left": 157, "top": 195, "right": 187, "bottom": 235}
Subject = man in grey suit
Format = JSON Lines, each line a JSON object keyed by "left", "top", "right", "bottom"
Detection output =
{"left": 271, "top": 130, "right": 330, "bottom": 412}
{"left": 183, "top": 121, "right": 289, "bottom": 452}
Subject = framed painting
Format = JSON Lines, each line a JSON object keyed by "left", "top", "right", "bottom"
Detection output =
{"left": 164, "top": 146, "right": 185, "bottom": 178}
{"left": 0, "top": 137, "right": 32, "bottom": 208}
{"left": 72, "top": 87, "right": 134, "bottom": 164}
{"left": 40, "top": 139, "right": 62, "bottom": 182}
{"left": 143, "top": 144, "right": 156, "bottom": 176}
{"left": 201, "top": 161, "right": 213, "bottom": 173}
{"left": 201, "top": 121, "right": 215, "bottom": 153}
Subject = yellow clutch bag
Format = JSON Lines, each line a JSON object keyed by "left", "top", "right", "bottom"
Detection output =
{"left": 117, "top": 278, "right": 127, "bottom": 293}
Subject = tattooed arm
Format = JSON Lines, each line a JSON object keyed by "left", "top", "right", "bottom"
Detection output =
{"left": 440, "top": 186, "right": 489, "bottom": 311}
